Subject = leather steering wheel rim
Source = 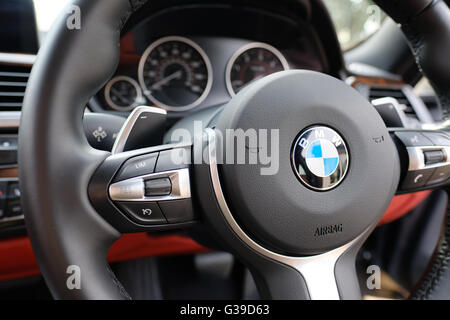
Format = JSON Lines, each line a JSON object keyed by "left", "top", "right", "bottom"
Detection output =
{"left": 18, "top": 0, "right": 450, "bottom": 299}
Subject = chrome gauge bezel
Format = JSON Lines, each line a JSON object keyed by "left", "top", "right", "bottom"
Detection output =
{"left": 105, "top": 75, "right": 143, "bottom": 111}
{"left": 138, "top": 36, "right": 213, "bottom": 112}
{"left": 225, "top": 42, "right": 290, "bottom": 97}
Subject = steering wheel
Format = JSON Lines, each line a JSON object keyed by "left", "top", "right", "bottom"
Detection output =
{"left": 19, "top": 0, "right": 450, "bottom": 299}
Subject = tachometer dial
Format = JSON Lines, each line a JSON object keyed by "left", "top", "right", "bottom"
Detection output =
{"left": 105, "top": 76, "right": 143, "bottom": 111}
{"left": 138, "top": 36, "right": 213, "bottom": 111}
{"left": 226, "top": 42, "right": 289, "bottom": 96}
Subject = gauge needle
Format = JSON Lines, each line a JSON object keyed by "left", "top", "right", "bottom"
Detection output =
{"left": 151, "top": 70, "right": 182, "bottom": 90}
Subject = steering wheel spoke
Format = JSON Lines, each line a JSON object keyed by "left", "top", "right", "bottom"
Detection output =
{"left": 392, "top": 129, "right": 450, "bottom": 193}
{"left": 245, "top": 229, "right": 370, "bottom": 300}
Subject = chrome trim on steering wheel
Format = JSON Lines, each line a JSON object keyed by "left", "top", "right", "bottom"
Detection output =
{"left": 205, "top": 128, "right": 370, "bottom": 300}
{"left": 109, "top": 168, "right": 191, "bottom": 202}
{"left": 407, "top": 146, "right": 450, "bottom": 171}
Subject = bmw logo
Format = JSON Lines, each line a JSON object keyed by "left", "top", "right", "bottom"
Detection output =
{"left": 291, "top": 126, "right": 349, "bottom": 191}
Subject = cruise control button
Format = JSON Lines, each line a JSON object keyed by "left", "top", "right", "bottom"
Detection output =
{"left": 145, "top": 178, "right": 172, "bottom": 197}
{"left": 158, "top": 199, "right": 195, "bottom": 224}
{"left": 117, "top": 202, "right": 167, "bottom": 225}
{"left": 155, "top": 147, "right": 191, "bottom": 172}
{"left": 114, "top": 153, "right": 158, "bottom": 182}
{"left": 427, "top": 166, "right": 450, "bottom": 185}
{"left": 401, "top": 169, "right": 434, "bottom": 190}
{"left": 422, "top": 132, "right": 450, "bottom": 146}
{"left": 395, "top": 132, "right": 433, "bottom": 147}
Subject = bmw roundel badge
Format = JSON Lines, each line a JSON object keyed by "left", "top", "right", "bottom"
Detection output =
{"left": 292, "top": 126, "right": 349, "bottom": 191}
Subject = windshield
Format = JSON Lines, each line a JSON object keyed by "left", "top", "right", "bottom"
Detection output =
{"left": 33, "top": 0, "right": 387, "bottom": 51}
{"left": 33, "top": 0, "right": 69, "bottom": 41}
{"left": 323, "top": 0, "right": 387, "bottom": 51}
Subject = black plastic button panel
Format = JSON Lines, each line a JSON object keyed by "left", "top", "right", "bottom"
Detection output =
{"left": 110, "top": 148, "right": 195, "bottom": 227}
{"left": 158, "top": 199, "right": 195, "bottom": 224}
{"left": 113, "top": 152, "right": 158, "bottom": 182}
{"left": 117, "top": 202, "right": 167, "bottom": 225}
{"left": 397, "top": 130, "right": 450, "bottom": 191}
{"left": 422, "top": 132, "right": 450, "bottom": 146}
{"left": 395, "top": 132, "right": 433, "bottom": 147}
{"left": 428, "top": 166, "right": 450, "bottom": 185}
{"left": 155, "top": 147, "right": 191, "bottom": 172}
{"left": 401, "top": 169, "right": 435, "bottom": 190}
{"left": 0, "top": 178, "right": 22, "bottom": 222}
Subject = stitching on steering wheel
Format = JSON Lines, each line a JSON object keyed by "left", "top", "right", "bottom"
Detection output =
{"left": 107, "top": 265, "right": 133, "bottom": 300}
{"left": 411, "top": 190, "right": 450, "bottom": 299}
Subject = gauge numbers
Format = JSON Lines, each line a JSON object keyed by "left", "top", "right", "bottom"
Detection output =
{"left": 138, "top": 36, "right": 213, "bottom": 111}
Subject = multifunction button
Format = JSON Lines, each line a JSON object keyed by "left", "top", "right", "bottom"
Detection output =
{"left": 113, "top": 153, "right": 158, "bottom": 182}
{"left": 395, "top": 131, "right": 450, "bottom": 191}
{"left": 117, "top": 202, "right": 166, "bottom": 224}
{"left": 395, "top": 132, "right": 433, "bottom": 147}
{"left": 424, "top": 150, "right": 445, "bottom": 165}
{"left": 401, "top": 169, "right": 434, "bottom": 190}
{"left": 109, "top": 148, "right": 194, "bottom": 226}
{"left": 145, "top": 178, "right": 172, "bottom": 197}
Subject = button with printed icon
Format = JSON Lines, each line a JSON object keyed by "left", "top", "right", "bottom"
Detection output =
{"left": 395, "top": 132, "right": 433, "bottom": 147}
{"left": 113, "top": 153, "right": 158, "bottom": 182}
{"left": 117, "top": 202, "right": 167, "bottom": 225}
{"left": 401, "top": 169, "right": 435, "bottom": 190}
{"left": 427, "top": 166, "right": 450, "bottom": 186}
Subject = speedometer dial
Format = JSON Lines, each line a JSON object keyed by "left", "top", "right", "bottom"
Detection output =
{"left": 138, "top": 36, "right": 213, "bottom": 111}
{"left": 226, "top": 42, "right": 289, "bottom": 96}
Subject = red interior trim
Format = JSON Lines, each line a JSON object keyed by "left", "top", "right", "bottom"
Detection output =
{"left": 107, "top": 233, "right": 209, "bottom": 263}
{"left": 119, "top": 32, "right": 140, "bottom": 66}
{"left": 378, "top": 191, "right": 431, "bottom": 225}
{"left": 0, "top": 233, "right": 208, "bottom": 282}
{"left": 0, "top": 191, "right": 431, "bottom": 282}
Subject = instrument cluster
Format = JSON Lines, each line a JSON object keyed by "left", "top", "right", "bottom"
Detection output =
{"left": 100, "top": 35, "right": 322, "bottom": 113}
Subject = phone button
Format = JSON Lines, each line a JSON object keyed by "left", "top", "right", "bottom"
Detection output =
{"left": 401, "top": 169, "right": 435, "bottom": 190}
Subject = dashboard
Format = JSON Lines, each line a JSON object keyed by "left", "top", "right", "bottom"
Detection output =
{"left": 92, "top": 3, "right": 330, "bottom": 115}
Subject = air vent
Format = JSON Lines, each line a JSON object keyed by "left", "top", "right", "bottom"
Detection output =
{"left": 0, "top": 64, "right": 31, "bottom": 111}
{"left": 369, "top": 87, "right": 417, "bottom": 117}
